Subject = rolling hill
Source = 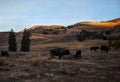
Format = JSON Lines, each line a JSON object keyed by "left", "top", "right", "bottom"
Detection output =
{"left": 68, "top": 18, "right": 120, "bottom": 28}
{"left": 0, "top": 18, "right": 120, "bottom": 49}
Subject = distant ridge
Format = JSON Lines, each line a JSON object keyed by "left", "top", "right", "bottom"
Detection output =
{"left": 19, "top": 18, "right": 120, "bottom": 32}
{"left": 20, "top": 25, "right": 65, "bottom": 32}
{"left": 30, "top": 25, "right": 65, "bottom": 30}
{"left": 104, "top": 18, "right": 120, "bottom": 22}
{"left": 68, "top": 18, "right": 120, "bottom": 28}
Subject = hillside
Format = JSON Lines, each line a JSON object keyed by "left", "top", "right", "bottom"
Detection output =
{"left": 19, "top": 18, "right": 120, "bottom": 50}
{"left": 19, "top": 18, "right": 120, "bottom": 34}
{"left": 0, "top": 18, "right": 120, "bottom": 49}
{"left": 67, "top": 18, "right": 120, "bottom": 29}
{"left": 105, "top": 24, "right": 120, "bottom": 36}
{"left": 82, "top": 18, "right": 120, "bottom": 27}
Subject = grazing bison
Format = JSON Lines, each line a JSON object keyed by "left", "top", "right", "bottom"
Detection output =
{"left": 0, "top": 51, "right": 9, "bottom": 57}
{"left": 74, "top": 50, "right": 81, "bottom": 59}
{"left": 90, "top": 46, "right": 99, "bottom": 52}
{"left": 101, "top": 45, "right": 109, "bottom": 53}
{"left": 50, "top": 48, "right": 70, "bottom": 59}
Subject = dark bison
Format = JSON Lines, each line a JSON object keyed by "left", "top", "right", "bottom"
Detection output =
{"left": 90, "top": 46, "right": 99, "bottom": 52}
{"left": 101, "top": 45, "right": 109, "bottom": 53}
{"left": 0, "top": 51, "right": 9, "bottom": 57}
{"left": 50, "top": 48, "right": 70, "bottom": 59}
{"left": 74, "top": 50, "right": 81, "bottom": 59}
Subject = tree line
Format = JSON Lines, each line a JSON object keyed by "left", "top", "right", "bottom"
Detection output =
{"left": 76, "top": 30, "right": 120, "bottom": 50}
{"left": 8, "top": 28, "right": 31, "bottom": 52}
{"left": 76, "top": 30, "right": 106, "bottom": 41}
{"left": 8, "top": 28, "right": 119, "bottom": 52}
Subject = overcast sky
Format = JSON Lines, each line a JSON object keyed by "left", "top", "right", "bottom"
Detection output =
{"left": 0, "top": 0, "right": 120, "bottom": 32}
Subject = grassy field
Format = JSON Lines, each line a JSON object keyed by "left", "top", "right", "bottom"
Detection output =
{"left": 0, "top": 40, "right": 120, "bottom": 82}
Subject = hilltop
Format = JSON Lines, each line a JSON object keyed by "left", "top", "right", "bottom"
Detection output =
{"left": 67, "top": 18, "right": 120, "bottom": 29}
{"left": 19, "top": 18, "right": 120, "bottom": 33}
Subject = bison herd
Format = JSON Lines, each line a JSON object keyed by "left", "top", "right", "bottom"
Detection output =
{"left": 0, "top": 45, "right": 109, "bottom": 60}
{"left": 90, "top": 45, "right": 109, "bottom": 53}
{"left": 50, "top": 45, "right": 109, "bottom": 59}
{"left": 50, "top": 47, "right": 81, "bottom": 59}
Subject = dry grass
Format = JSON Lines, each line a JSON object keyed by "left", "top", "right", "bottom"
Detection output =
{"left": 0, "top": 40, "right": 120, "bottom": 82}
{"left": 80, "top": 21, "right": 120, "bottom": 27}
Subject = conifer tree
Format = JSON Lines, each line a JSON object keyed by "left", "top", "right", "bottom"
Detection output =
{"left": 8, "top": 29, "right": 17, "bottom": 51}
{"left": 21, "top": 28, "right": 31, "bottom": 52}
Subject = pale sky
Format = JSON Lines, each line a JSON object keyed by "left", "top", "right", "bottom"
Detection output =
{"left": 0, "top": 0, "right": 120, "bottom": 32}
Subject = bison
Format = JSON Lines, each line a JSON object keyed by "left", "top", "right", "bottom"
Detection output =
{"left": 90, "top": 46, "right": 99, "bottom": 52}
{"left": 50, "top": 48, "right": 70, "bottom": 59}
{"left": 0, "top": 51, "right": 9, "bottom": 57}
{"left": 74, "top": 50, "right": 81, "bottom": 59}
{"left": 101, "top": 45, "right": 109, "bottom": 53}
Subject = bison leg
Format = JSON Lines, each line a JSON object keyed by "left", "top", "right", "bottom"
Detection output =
{"left": 52, "top": 54, "right": 54, "bottom": 58}
{"left": 78, "top": 55, "right": 81, "bottom": 59}
{"left": 59, "top": 55, "right": 62, "bottom": 59}
{"left": 106, "top": 49, "right": 108, "bottom": 53}
{"left": 90, "top": 48, "right": 93, "bottom": 51}
{"left": 94, "top": 49, "right": 97, "bottom": 52}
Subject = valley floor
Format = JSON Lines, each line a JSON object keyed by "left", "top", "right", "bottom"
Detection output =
{"left": 0, "top": 40, "right": 120, "bottom": 82}
{"left": 0, "top": 52, "right": 120, "bottom": 82}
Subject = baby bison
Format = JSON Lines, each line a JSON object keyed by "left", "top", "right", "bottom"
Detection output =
{"left": 74, "top": 50, "right": 81, "bottom": 59}
{"left": 101, "top": 45, "right": 109, "bottom": 53}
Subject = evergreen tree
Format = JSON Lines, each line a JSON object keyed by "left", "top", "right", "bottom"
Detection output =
{"left": 77, "top": 34, "right": 86, "bottom": 41}
{"left": 21, "top": 28, "right": 31, "bottom": 52}
{"left": 76, "top": 31, "right": 86, "bottom": 42}
{"left": 8, "top": 29, "right": 17, "bottom": 52}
